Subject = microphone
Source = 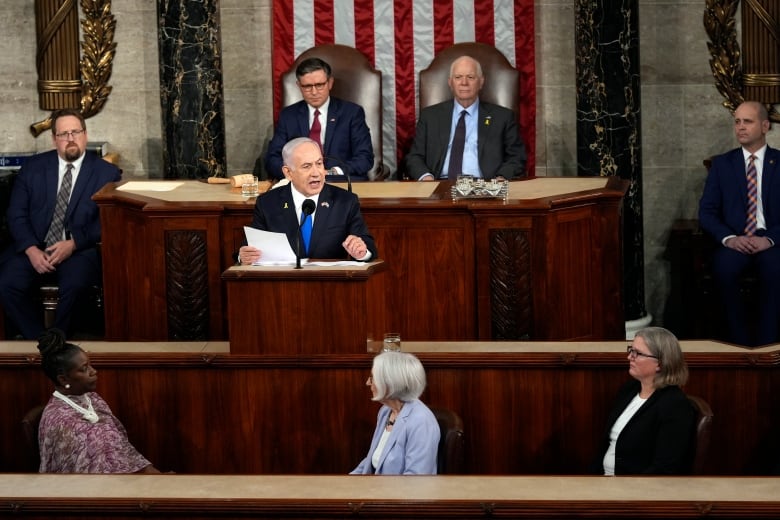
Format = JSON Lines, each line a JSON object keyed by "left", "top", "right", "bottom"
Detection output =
{"left": 323, "top": 156, "right": 353, "bottom": 194}
{"left": 296, "top": 199, "right": 316, "bottom": 269}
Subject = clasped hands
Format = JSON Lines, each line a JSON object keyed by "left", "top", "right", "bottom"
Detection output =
{"left": 725, "top": 235, "right": 772, "bottom": 255}
{"left": 238, "top": 234, "right": 368, "bottom": 264}
{"left": 26, "top": 240, "right": 76, "bottom": 274}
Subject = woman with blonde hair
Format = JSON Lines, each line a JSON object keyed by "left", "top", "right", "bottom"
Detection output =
{"left": 592, "top": 327, "right": 696, "bottom": 475}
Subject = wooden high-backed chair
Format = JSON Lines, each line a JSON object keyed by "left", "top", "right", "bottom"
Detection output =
{"left": 21, "top": 404, "right": 45, "bottom": 472}
{"left": 280, "top": 44, "right": 388, "bottom": 180}
{"left": 430, "top": 407, "right": 465, "bottom": 474}
{"left": 686, "top": 395, "right": 714, "bottom": 474}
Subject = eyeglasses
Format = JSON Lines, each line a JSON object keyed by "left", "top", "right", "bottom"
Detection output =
{"left": 626, "top": 345, "right": 658, "bottom": 360}
{"left": 299, "top": 81, "right": 328, "bottom": 93}
{"left": 55, "top": 129, "right": 85, "bottom": 141}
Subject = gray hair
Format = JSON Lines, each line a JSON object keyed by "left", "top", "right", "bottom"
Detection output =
{"left": 371, "top": 351, "right": 427, "bottom": 402}
{"left": 635, "top": 326, "right": 689, "bottom": 388}
{"left": 281, "top": 137, "right": 319, "bottom": 168}
{"left": 449, "top": 55, "right": 483, "bottom": 78}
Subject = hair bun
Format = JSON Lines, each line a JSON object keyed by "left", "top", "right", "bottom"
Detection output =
{"left": 36, "top": 328, "right": 68, "bottom": 358}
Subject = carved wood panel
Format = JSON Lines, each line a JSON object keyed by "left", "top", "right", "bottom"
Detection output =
{"left": 489, "top": 228, "right": 532, "bottom": 339}
{"left": 165, "top": 230, "right": 209, "bottom": 340}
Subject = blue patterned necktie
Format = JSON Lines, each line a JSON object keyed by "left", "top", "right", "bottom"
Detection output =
{"left": 745, "top": 154, "right": 758, "bottom": 236}
{"left": 300, "top": 208, "right": 312, "bottom": 255}
{"left": 45, "top": 163, "right": 73, "bottom": 247}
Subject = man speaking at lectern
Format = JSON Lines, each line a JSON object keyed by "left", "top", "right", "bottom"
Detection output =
{"left": 238, "top": 137, "right": 377, "bottom": 264}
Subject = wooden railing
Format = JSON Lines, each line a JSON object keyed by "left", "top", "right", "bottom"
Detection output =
{"left": 2, "top": 340, "right": 779, "bottom": 476}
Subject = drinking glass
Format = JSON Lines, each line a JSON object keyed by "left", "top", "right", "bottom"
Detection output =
{"left": 241, "top": 176, "right": 259, "bottom": 197}
{"left": 455, "top": 175, "right": 473, "bottom": 196}
{"left": 382, "top": 333, "right": 401, "bottom": 352}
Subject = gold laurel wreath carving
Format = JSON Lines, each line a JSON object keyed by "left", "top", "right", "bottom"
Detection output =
{"left": 704, "top": 0, "right": 780, "bottom": 122}
{"left": 30, "top": 0, "right": 116, "bottom": 137}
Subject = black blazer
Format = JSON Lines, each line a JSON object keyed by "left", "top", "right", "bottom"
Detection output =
{"left": 249, "top": 182, "right": 377, "bottom": 260}
{"left": 591, "top": 380, "right": 696, "bottom": 475}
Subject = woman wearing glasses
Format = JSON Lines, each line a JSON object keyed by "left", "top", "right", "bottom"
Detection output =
{"left": 350, "top": 351, "right": 440, "bottom": 475}
{"left": 592, "top": 326, "right": 696, "bottom": 475}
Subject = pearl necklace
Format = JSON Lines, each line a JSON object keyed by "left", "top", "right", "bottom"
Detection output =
{"left": 53, "top": 390, "right": 99, "bottom": 424}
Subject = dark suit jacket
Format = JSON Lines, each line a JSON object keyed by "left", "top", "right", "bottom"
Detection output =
{"left": 404, "top": 100, "right": 527, "bottom": 180}
{"left": 591, "top": 380, "right": 695, "bottom": 475}
{"left": 249, "top": 182, "right": 377, "bottom": 260}
{"left": 5, "top": 150, "right": 121, "bottom": 254}
{"left": 264, "top": 97, "right": 374, "bottom": 180}
{"left": 699, "top": 146, "right": 780, "bottom": 245}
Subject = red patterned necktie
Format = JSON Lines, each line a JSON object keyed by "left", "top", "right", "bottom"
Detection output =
{"left": 745, "top": 154, "right": 758, "bottom": 236}
{"left": 45, "top": 163, "right": 73, "bottom": 247}
{"left": 309, "top": 109, "right": 322, "bottom": 149}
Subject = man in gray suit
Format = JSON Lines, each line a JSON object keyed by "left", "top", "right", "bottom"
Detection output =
{"left": 404, "top": 55, "right": 526, "bottom": 181}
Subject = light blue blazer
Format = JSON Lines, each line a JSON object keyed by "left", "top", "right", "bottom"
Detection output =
{"left": 350, "top": 399, "right": 440, "bottom": 475}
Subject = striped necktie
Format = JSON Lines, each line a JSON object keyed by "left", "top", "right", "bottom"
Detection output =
{"left": 45, "top": 163, "right": 74, "bottom": 247}
{"left": 744, "top": 154, "right": 758, "bottom": 236}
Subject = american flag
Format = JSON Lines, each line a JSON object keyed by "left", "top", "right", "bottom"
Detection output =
{"left": 272, "top": 0, "right": 535, "bottom": 175}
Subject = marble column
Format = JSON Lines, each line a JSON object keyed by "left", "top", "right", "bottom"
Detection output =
{"left": 157, "top": 0, "right": 226, "bottom": 179}
{"left": 575, "top": 0, "right": 647, "bottom": 329}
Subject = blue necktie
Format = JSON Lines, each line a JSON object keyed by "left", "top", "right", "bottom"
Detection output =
{"left": 300, "top": 209, "right": 312, "bottom": 255}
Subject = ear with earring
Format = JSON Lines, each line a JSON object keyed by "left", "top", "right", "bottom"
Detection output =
{"left": 65, "top": 383, "right": 71, "bottom": 389}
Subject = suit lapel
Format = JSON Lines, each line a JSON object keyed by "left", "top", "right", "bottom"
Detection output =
{"left": 297, "top": 102, "right": 310, "bottom": 137}
{"left": 435, "top": 103, "right": 454, "bottom": 175}
{"left": 762, "top": 146, "right": 778, "bottom": 210}
{"left": 731, "top": 149, "right": 748, "bottom": 206}
{"left": 65, "top": 156, "right": 90, "bottom": 221}
{"left": 308, "top": 184, "right": 333, "bottom": 255}
{"left": 46, "top": 158, "right": 60, "bottom": 215}
{"left": 477, "top": 103, "right": 493, "bottom": 159}
{"left": 375, "top": 402, "right": 412, "bottom": 472}
{"left": 280, "top": 185, "right": 298, "bottom": 234}
{"left": 323, "top": 99, "right": 339, "bottom": 153}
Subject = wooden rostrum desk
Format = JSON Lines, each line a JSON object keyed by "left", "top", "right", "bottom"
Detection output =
{"left": 93, "top": 177, "right": 627, "bottom": 344}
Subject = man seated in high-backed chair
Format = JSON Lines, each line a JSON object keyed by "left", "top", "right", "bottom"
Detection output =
{"left": 264, "top": 57, "right": 374, "bottom": 181}
{"left": 404, "top": 55, "right": 527, "bottom": 181}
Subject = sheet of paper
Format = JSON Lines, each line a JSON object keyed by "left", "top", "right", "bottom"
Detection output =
{"left": 243, "top": 226, "right": 300, "bottom": 265}
{"left": 117, "top": 181, "right": 184, "bottom": 192}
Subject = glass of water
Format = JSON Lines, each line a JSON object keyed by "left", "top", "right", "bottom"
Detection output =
{"left": 241, "top": 176, "right": 259, "bottom": 197}
{"left": 382, "top": 333, "right": 401, "bottom": 352}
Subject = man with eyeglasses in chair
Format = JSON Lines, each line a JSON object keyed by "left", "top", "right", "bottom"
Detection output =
{"left": 0, "top": 108, "right": 121, "bottom": 339}
{"left": 263, "top": 57, "right": 374, "bottom": 181}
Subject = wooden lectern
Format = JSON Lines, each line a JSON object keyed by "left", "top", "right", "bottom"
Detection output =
{"left": 222, "top": 261, "right": 387, "bottom": 354}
